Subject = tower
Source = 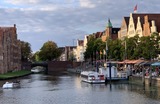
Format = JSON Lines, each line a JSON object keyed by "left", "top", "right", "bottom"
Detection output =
{"left": 106, "top": 19, "right": 113, "bottom": 39}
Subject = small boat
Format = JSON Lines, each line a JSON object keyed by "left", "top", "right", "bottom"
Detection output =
{"left": 31, "top": 68, "right": 41, "bottom": 73}
{"left": 2, "top": 81, "right": 20, "bottom": 89}
{"left": 80, "top": 71, "right": 105, "bottom": 84}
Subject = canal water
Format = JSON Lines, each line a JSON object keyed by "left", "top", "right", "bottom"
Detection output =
{"left": 0, "top": 73, "right": 160, "bottom": 104}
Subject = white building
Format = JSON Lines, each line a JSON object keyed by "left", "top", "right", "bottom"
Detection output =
{"left": 74, "top": 39, "right": 85, "bottom": 62}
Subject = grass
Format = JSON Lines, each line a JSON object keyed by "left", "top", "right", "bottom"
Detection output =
{"left": 0, "top": 70, "right": 32, "bottom": 79}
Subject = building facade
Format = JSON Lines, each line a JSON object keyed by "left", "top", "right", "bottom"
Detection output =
{"left": 127, "top": 13, "right": 160, "bottom": 38}
{"left": 0, "top": 24, "right": 21, "bottom": 74}
{"left": 118, "top": 17, "right": 129, "bottom": 40}
{"left": 101, "top": 19, "right": 120, "bottom": 42}
{"left": 75, "top": 40, "right": 84, "bottom": 62}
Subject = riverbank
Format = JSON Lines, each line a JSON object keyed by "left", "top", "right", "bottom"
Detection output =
{"left": 0, "top": 70, "right": 32, "bottom": 80}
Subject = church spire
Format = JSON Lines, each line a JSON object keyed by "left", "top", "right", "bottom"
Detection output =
{"left": 107, "top": 18, "right": 112, "bottom": 28}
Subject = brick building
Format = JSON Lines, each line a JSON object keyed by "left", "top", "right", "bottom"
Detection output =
{"left": 0, "top": 24, "right": 21, "bottom": 74}
{"left": 128, "top": 13, "right": 160, "bottom": 38}
{"left": 101, "top": 19, "right": 120, "bottom": 42}
{"left": 118, "top": 13, "right": 160, "bottom": 40}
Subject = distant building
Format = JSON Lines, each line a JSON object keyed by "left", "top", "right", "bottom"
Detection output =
{"left": 58, "top": 47, "right": 65, "bottom": 61}
{"left": 83, "top": 35, "right": 88, "bottom": 52}
{"left": 74, "top": 40, "right": 84, "bottom": 62}
{"left": 0, "top": 24, "right": 21, "bottom": 74}
{"left": 101, "top": 19, "right": 120, "bottom": 42}
{"left": 58, "top": 46, "right": 77, "bottom": 61}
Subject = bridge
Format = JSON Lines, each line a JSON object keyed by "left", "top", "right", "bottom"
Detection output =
{"left": 31, "top": 61, "right": 48, "bottom": 74}
{"left": 22, "top": 61, "right": 81, "bottom": 74}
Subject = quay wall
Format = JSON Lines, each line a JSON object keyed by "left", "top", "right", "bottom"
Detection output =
{"left": 129, "top": 76, "right": 160, "bottom": 87}
{"left": 48, "top": 61, "right": 81, "bottom": 73}
{"left": 21, "top": 61, "right": 82, "bottom": 74}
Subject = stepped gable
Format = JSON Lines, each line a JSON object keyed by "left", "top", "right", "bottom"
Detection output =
{"left": 124, "top": 17, "right": 130, "bottom": 27}
{"left": 132, "top": 13, "right": 160, "bottom": 32}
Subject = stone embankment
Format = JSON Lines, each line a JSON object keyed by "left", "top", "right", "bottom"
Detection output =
{"left": 129, "top": 75, "right": 160, "bottom": 87}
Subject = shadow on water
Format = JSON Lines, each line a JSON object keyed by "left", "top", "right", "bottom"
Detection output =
{"left": 129, "top": 83, "right": 160, "bottom": 100}
{"left": 104, "top": 81, "right": 160, "bottom": 100}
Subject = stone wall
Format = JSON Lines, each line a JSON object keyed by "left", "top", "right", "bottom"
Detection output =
{"left": 129, "top": 76, "right": 160, "bottom": 87}
{"left": 0, "top": 24, "right": 21, "bottom": 74}
{"left": 48, "top": 61, "right": 81, "bottom": 73}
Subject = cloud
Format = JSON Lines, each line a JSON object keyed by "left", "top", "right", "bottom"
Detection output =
{"left": 5, "top": 0, "right": 40, "bottom": 5}
{"left": 79, "top": 0, "right": 95, "bottom": 8}
{"left": 0, "top": 0, "right": 160, "bottom": 52}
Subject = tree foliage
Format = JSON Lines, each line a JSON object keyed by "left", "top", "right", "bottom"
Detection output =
{"left": 108, "top": 39, "right": 123, "bottom": 60}
{"left": 38, "top": 41, "right": 61, "bottom": 61}
{"left": 20, "top": 41, "right": 32, "bottom": 61}
{"left": 84, "top": 35, "right": 96, "bottom": 61}
{"left": 84, "top": 33, "right": 160, "bottom": 61}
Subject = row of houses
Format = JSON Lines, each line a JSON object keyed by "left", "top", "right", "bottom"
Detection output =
{"left": 59, "top": 12, "right": 160, "bottom": 62}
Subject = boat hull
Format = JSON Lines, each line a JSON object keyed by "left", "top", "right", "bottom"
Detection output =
{"left": 81, "top": 79, "right": 105, "bottom": 84}
{"left": 105, "top": 77, "right": 128, "bottom": 81}
{"left": 80, "top": 71, "right": 105, "bottom": 84}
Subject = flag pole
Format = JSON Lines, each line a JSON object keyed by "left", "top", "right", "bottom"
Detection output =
{"left": 106, "top": 40, "right": 111, "bottom": 82}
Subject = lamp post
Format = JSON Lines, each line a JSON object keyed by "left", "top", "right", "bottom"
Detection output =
{"left": 106, "top": 40, "right": 111, "bottom": 82}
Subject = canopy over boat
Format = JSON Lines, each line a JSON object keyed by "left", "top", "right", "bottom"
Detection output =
{"left": 151, "top": 62, "right": 160, "bottom": 66}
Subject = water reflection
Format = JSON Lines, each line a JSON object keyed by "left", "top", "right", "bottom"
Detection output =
{"left": 0, "top": 74, "right": 159, "bottom": 104}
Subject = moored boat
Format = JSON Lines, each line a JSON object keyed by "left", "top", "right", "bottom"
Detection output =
{"left": 99, "top": 66, "right": 128, "bottom": 82}
{"left": 80, "top": 71, "right": 105, "bottom": 84}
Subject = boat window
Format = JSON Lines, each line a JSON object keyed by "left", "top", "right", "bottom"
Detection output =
{"left": 81, "top": 75, "right": 88, "bottom": 79}
{"left": 89, "top": 75, "right": 95, "bottom": 77}
{"left": 98, "top": 75, "right": 104, "bottom": 77}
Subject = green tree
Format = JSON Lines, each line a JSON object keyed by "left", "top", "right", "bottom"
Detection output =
{"left": 31, "top": 51, "right": 40, "bottom": 62}
{"left": 20, "top": 41, "right": 32, "bottom": 61}
{"left": 107, "top": 39, "right": 123, "bottom": 60}
{"left": 38, "top": 41, "right": 61, "bottom": 61}
{"left": 93, "top": 38, "right": 105, "bottom": 60}
{"left": 84, "top": 35, "right": 96, "bottom": 62}
{"left": 137, "top": 36, "right": 152, "bottom": 59}
{"left": 125, "top": 35, "right": 139, "bottom": 59}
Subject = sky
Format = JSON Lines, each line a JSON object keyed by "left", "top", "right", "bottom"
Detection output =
{"left": 0, "top": 0, "right": 160, "bottom": 52}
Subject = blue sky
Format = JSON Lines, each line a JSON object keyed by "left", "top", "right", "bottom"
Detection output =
{"left": 0, "top": 0, "right": 159, "bottom": 52}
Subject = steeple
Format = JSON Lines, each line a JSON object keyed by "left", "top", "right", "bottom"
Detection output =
{"left": 107, "top": 18, "right": 112, "bottom": 28}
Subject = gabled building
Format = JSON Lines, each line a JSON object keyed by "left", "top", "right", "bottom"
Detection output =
{"left": 0, "top": 24, "right": 21, "bottom": 74}
{"left": 118, "top": 17, "right": 129, "bottom": 40}
{"left": 127, "top": 13, "right": 160, "bottom": 38}
{"left": 75, "top": 40, "right": 84, "bottom": 62}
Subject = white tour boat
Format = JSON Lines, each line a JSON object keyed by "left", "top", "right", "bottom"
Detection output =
{"left": 99, "top": 66, "right": 128, "bottom": 81}
{"left": 80, "top": 71, "right": 105, "bottom": 84}
{"left": 2, "top": 81, "right": 20, "bottom": 89}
